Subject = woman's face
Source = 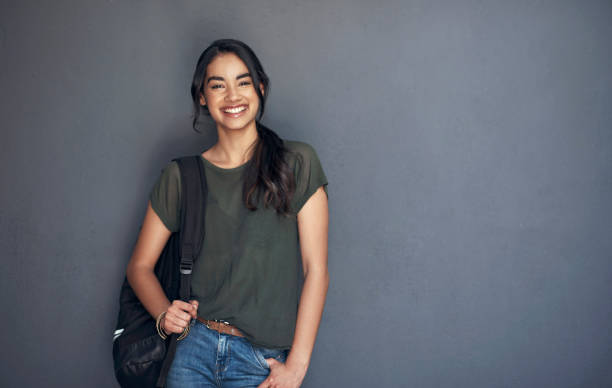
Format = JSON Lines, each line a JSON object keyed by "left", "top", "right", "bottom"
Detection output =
{"left": 199, "top": 52, "right": 263, "bottom": 132}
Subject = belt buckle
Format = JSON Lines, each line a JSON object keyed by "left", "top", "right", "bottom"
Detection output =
{"left": 205, "top": 318, "right": 230, "bottom": 331}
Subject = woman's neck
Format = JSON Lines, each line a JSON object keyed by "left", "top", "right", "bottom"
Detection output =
{"left": 206, "top": 122, "right": 259, "bottom": 168}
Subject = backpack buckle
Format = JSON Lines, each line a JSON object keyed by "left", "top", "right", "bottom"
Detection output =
{"left": 180, "top": 257, "right": 193, "bottom": 275}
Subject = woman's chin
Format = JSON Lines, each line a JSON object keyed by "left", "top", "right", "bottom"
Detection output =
{"left": 217, "top": 118, "right": 257, "bottom": 132}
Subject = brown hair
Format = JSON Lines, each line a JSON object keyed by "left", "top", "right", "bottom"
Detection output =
{"left": 190, "top": 39, "right": 295, "bottom": 216}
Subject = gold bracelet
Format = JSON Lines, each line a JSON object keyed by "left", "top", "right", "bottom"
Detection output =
{"left": 156, "top": 311, "right": 190, "bottom": 340}
{"left": 178, "top": 321, "right": 191, "bottom": 341}
{"left": 156, "top": 311, "right": 168, "bottom": 340}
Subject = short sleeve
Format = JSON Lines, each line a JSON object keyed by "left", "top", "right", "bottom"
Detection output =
{"left": 149, "top": 161, "right": 181, "bottom": 232}
{"left": 291, "top": 142, "right": 329, "bottom": 213}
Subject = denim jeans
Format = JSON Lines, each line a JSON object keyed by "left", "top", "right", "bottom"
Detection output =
{"left": 166, "top": 318, "right": 289, "bottom": 387}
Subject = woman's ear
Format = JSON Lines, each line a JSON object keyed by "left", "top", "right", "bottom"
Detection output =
{"left": 259, "top": 83, "right": 265, "bottom": 96}
{"left": 199, "top": 93, "right": 206, "bottom": 106}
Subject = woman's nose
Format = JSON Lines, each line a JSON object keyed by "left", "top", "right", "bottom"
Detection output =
{"left": 225, "top": 84, "right": 240, "bottom": 101}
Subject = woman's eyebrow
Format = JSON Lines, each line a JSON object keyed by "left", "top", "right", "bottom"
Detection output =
{"left": 206, "top": 73, "right": 251, "bottom": 84}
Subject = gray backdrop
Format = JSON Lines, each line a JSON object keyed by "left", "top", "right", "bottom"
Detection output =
{"left": 1, "top": 1, "right": 611, "bottom": 387}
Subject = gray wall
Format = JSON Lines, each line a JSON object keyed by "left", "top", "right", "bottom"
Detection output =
{"left": 1, "top": 1, "right": 611, "bottom": 387}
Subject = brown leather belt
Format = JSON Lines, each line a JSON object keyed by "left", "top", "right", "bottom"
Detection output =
{"left": 196, "top": 316, "right": 246, "bottom": 338}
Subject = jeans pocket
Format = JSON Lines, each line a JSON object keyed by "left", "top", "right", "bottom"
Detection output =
{"left": 249, "top": 344, "right": 288, "bottom": 370}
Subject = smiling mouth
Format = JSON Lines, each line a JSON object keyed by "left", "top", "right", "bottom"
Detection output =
{"left": 222, "top": 105, "right": 247, "bottom": 114}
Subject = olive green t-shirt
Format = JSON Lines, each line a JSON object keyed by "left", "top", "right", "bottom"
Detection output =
{"left": 149, "top": 140, "right": 328, "bottom": 349}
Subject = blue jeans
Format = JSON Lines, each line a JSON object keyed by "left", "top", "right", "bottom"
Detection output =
{"left": 166, "top": 318, "right": 289, "bottom": 387}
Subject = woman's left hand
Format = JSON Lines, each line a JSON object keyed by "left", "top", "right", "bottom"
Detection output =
{"left": 256, "top": 358, "right": 306, "bottom": 388}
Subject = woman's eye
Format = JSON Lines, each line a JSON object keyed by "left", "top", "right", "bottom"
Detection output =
{"left": 239, "top": 81, "right": 252, "bottom": 86}
{"left": 211, "top": 84, "right": 223, "bottom": 89}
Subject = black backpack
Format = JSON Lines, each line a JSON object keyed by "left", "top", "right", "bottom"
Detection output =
{"left": 112, "top": 155, "right": 208, "bottom": 388}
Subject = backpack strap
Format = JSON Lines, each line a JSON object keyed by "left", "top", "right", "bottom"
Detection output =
{"left": 156, "top": 154, "right": 207, "bottom": 388}
{"left": 175, "top": 155, "right": 207, "bottom": 302}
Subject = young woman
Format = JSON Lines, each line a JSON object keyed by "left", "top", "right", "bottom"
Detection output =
{"left": 126, "top": 38, "right": 329, "bottom": 388}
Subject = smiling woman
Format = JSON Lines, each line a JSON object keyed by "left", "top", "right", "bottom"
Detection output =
{"left": 123, "top": 38, "right": 329, "bottom": 388}
{"left": 198, "top": 53, "right": 264, "bottom": 135}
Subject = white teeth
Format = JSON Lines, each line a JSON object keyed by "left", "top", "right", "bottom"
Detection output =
{"left": 223, "top": 106, "right": 246, "bottom": 113}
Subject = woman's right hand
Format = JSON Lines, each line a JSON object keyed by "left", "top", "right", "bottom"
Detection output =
{"left": 162, "top": 299, "right": 199, "bottom": 334}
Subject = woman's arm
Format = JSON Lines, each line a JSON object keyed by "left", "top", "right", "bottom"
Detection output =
{"left": 259, "top": 186, "right": 329, "bottom": 388}
{"left": 289, "top": 185, "right": 330, "bottom": 371}
{"left": 126, "top": 201, "right": 174, "bottom": 320}
{"left": 125, "top": 201, "right": 203, "bottom": 334}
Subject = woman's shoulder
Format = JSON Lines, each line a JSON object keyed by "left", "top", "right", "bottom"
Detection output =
{"left": 158, "top": 156, "right": 200, "bottom": 177}
{"left": 152, "top": 159, "right": 182, "bottom": 193}
{"left": 158, "top": 159, "right": 181, "bottom": 177}
{"left": 283, "top": 139, "right": 319, "bottom": 160}
{"left": 282, "top": 139, "right": 326, "bottom": 182}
